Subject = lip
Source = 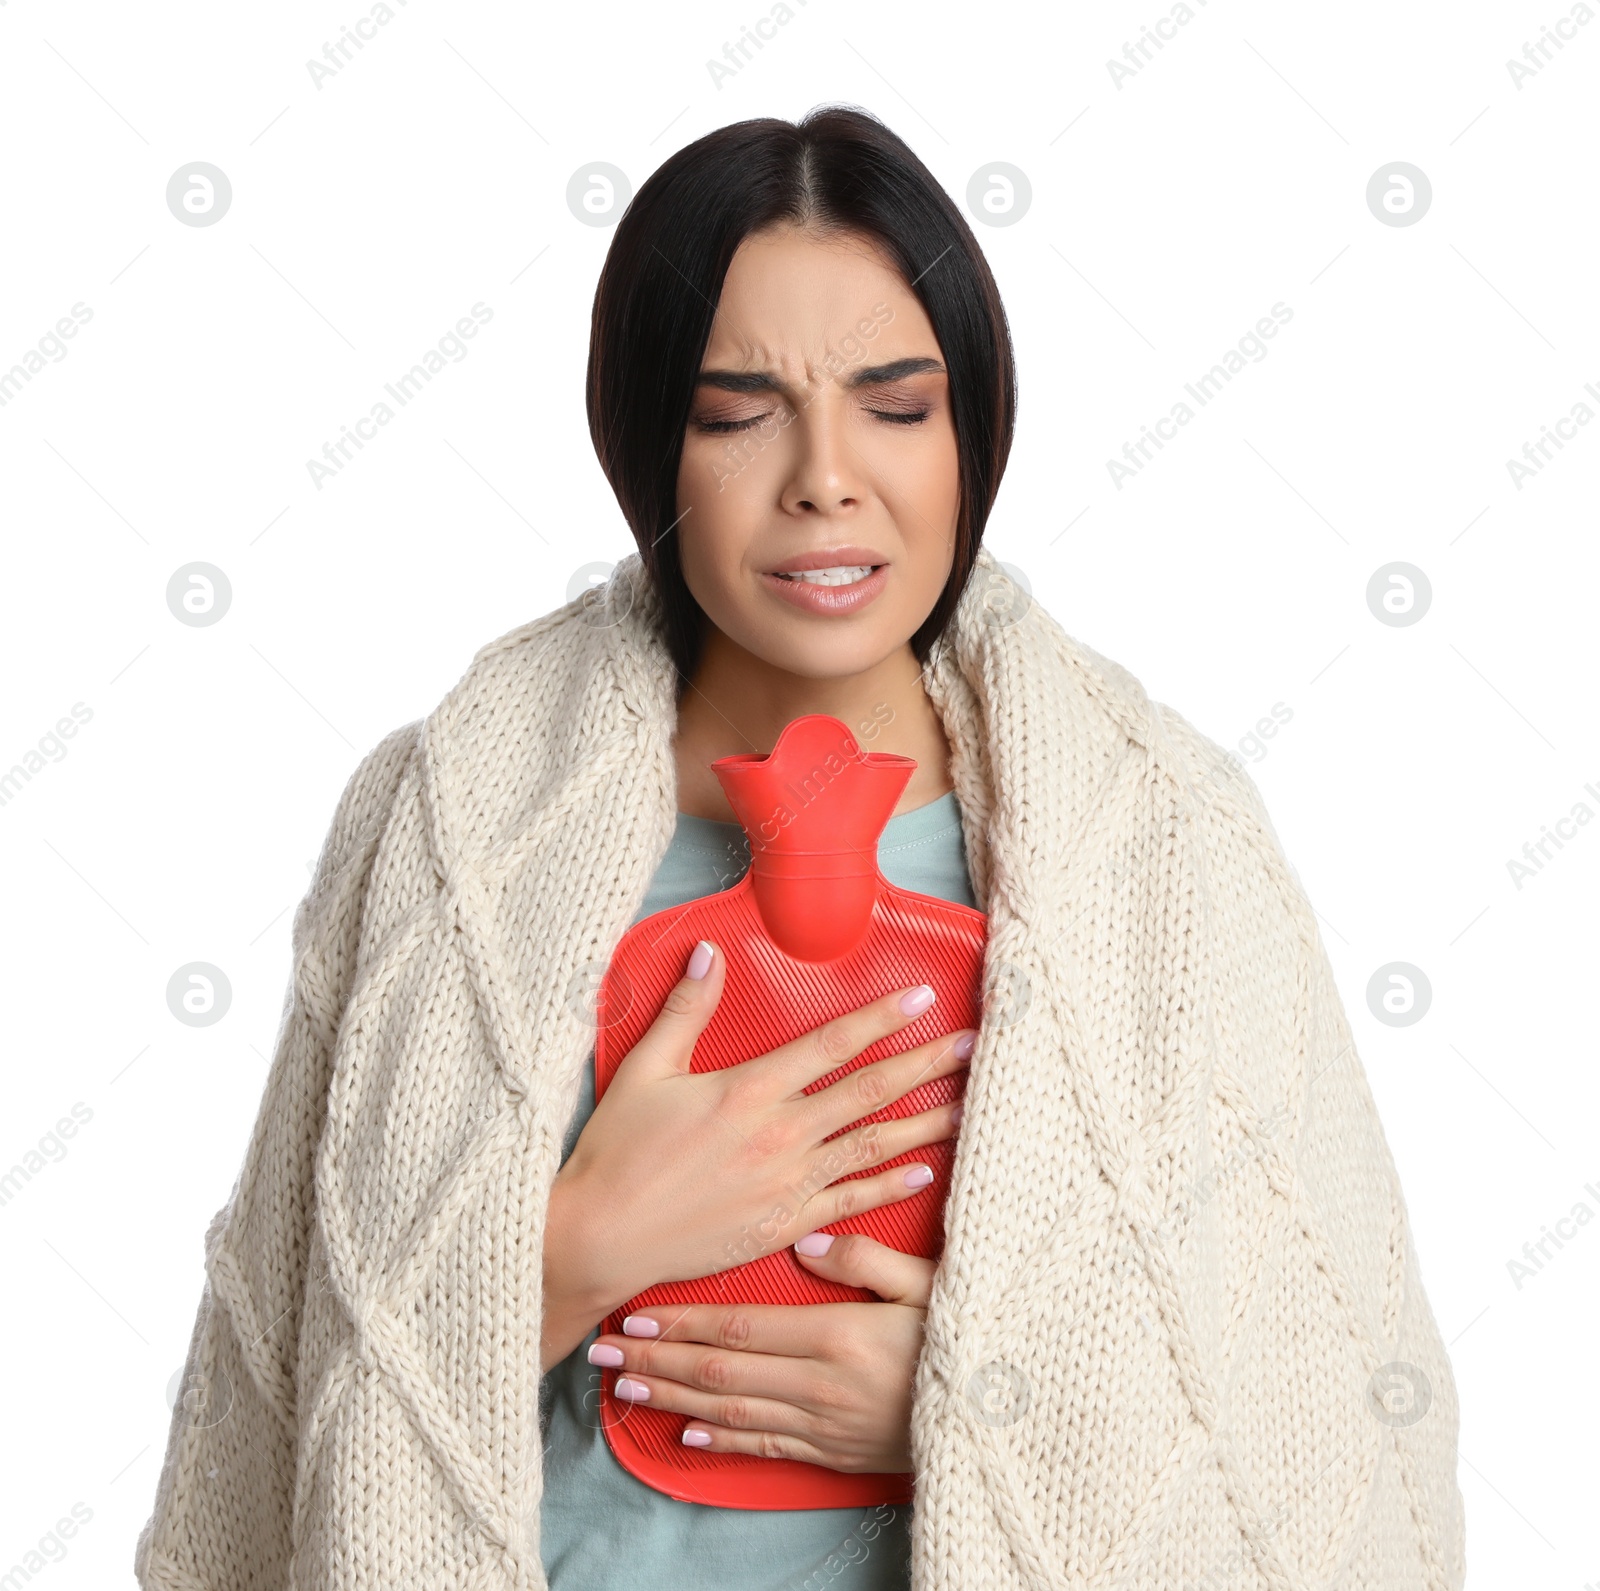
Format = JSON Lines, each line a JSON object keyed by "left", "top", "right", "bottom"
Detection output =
{"left": 759, "top": 560, "right": 889, "bottom": 616}
{"left": 759, "top": 545, "right": 889, "bottom": 575}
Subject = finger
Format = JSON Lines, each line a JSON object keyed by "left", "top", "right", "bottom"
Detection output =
{"left": 764, "top": 982, "right": 945, "bottom": 1094}
{"left": 608, "top": 1371, "right": 816, "bottom": 1444}
{"left": 794, "top": 1097, "right": 963, "bottom": 1197}
{"left": 609, "top": 1299, "right": 854, "bottom": 1361}
{"left": 587, "top": 1333, "right": 815, "bottom": 1403}
{"left": 804, "top": 1032, "right": 971, "bottom": 1149}
{"left": 798, "top": 1155, "right": 945, "bottom": 1234}
{"left": 677, "top": 1421, "right": 834, "bottom": 1465}
{"left": 791, "top": 1230, "right": 937, "bottom": 1308}
{"left": 610, "top": 938, "right": 725, "bottom": 1081}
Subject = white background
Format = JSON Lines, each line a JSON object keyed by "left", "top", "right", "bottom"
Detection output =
{"left": 1, "top": 0, "right": 1595, "bottom": 1585}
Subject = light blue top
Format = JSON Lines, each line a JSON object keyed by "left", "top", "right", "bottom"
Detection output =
{"left": 539, "top": 789, "right": 977, "bottom": 1591}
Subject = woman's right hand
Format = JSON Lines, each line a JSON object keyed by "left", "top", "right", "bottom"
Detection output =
{"left": 541, "top": 939, "right": 971, "bottom": 1366}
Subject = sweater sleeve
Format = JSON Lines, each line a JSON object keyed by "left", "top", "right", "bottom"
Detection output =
{"left": 134, "top": 723, "right": 418, "bottom": 1591}
{"left": 1289, "top": 841, "right": 1467, "bottom": 1585}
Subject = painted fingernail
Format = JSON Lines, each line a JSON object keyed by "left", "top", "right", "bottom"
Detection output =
{"left": 587, "top": 1343, "right": 625, "bottom": 1367}
{"left": 903, "top": 1164, "right": 934, "bottom": 1188}
{"left": 899, "top": 984, "right": 936, "bottom": 1016}
{"left": 950, "top": 1103, "right": 965, "bottom": 1127}
{"left": 794, "top": 1231, "right": 834, "bottom": 1257}
{"left": 622, "top": 1316, "right": 660, "bottom": 1337}
{"left": 682, "top": 1429, "right": 713, "bottom": 1447}
{"left": 686, "top": 941, "right": 714, "bottom": 980}
{"left": 615, "top": 1377, "right": 650, "bottom": 1401}
{"left": 952, "top": 1030, "right": 975, "bottom": 1059}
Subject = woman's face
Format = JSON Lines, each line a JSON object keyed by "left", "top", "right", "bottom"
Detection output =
{"left": 674, "top": 224, "right": 961, "bottom": 681}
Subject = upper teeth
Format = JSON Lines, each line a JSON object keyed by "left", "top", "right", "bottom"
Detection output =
{"left": 778, "top": 565, "right": 874, "bottom": 585}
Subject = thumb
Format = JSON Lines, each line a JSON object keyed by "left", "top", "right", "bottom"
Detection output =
{"left": 792, "top": 1229, "right": 937, "bottom": 1308}
{"left": 611, "top": 938, "right": 724, "bottom": 1081}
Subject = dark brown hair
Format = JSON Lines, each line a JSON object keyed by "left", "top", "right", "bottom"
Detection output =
{"left": 586, "top": 104, "right": 1017, "bottom": 684}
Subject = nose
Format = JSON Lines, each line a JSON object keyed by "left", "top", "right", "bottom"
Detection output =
{"left": 780, "top": 390, "right": 867, "bottom": 517}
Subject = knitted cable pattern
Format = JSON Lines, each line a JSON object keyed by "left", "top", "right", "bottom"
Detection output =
{"left": 135, "top": 548, "right": 1465, "bottom": 1591}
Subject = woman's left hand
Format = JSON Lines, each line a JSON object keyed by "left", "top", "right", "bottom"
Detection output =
{"left": 586, "top": 1232, "right": 934, "bottom": 1473}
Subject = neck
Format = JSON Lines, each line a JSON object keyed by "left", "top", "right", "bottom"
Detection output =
{"left": 671, "top": 628, "right": 953, "bottom": 823}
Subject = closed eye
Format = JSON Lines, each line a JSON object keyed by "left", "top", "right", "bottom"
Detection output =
{"left": 693, "top": 407, "right": 930, "bottom": 435}
{"left": 694, "top": 413, "right": 772, "bottom": 434}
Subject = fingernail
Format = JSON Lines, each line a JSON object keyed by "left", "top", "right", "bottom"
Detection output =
{"left": 899, "top": 984, "right": 936, "bottom": 1017}
{"left": 587, "top": 1343, "right": 625, "bottom": 1367}
{"left": 615, "top": 1377, "right": 650, "bottom": 1401}
{"left": 622, "top": 1315, "right": 660, "bottom": 1337}
{"left": 950, "top": 1103, "right": 965, "bottom": 1127}
{"left": 794, "top": 1231, "right": 834, "bottom": 1257}
{"left": 682, "top": 1429, "right": 713, "bottom": 1447}
{"left": 952, "top": 1030, "right": 975, "bottom": 1059}
{"left": 903, "top": 1164, "right": 934, "bottom": 1188}
{"left": 686, "top": 941, "right": 713, "bottom": 980}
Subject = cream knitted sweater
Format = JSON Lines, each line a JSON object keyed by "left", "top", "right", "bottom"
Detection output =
{"left": 135, "top": 548, "right": 1466, "bottom": 1591}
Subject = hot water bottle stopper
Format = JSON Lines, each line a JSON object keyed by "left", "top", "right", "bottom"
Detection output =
{"left": 591, "top": 713, "right": 988, "bottom": 1509}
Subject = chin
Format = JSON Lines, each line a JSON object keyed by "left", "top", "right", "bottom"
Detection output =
{"left": 731, "top": 621, "right": 902, "bottom": 679}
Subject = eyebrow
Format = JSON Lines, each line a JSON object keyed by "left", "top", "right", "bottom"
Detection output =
{"left": 694, "top": 355, "right": 945, "bottom": 395}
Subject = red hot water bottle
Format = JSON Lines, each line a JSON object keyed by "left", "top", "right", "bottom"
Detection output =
{"left": 591, "top": 713, "right": 987, "bottom": 1509}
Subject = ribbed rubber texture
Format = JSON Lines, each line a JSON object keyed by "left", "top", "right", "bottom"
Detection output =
{"left": 592, "top": 872, "right": 986, "bottom": 1509}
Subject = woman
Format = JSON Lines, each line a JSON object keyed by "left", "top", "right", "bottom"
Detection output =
{"left": 136, "top": 108, "right": 1466, "bottom": 1591}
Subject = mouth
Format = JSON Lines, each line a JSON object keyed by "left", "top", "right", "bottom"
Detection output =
{"left": 758, "top": 549, "right": 890, "bottom": 615}
{"left": 769, "top": 564, "right": 880, "bottom": 586}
